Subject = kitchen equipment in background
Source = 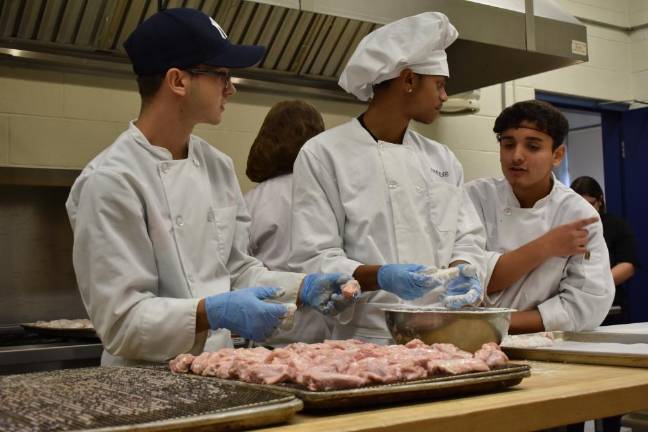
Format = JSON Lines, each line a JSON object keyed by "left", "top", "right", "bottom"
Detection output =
{"left": 20, "top": 318, "right": 98, "bottom": 340}
{"left": 0, "top": 366, "right": 302, "bottom": 432}
{"left": 0, "top": 0, "right": 588, "bottom": 100}
{"left": 502, "top": 327, "right": 648, "bottom": 368}
{"left": 441, "top": 90, "right": 481, "bottom": 114}
{"left": 382, "top": 305, "right": 514, "bottom": 352}
{"left": 0, "top": 325, "right": 102, "bottom": 375}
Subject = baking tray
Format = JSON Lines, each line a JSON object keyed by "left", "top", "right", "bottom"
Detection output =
{"left": 503, "top": 331, "right": 648, "bottom": 368}
{"left": 260, "top": 363, "right": 530, "bottom": 411}
{"left": 0, "top": 366, "right": 302, "bottom": 432}
{"left": 20, "top": 322, "right": 99, "bottom": 340}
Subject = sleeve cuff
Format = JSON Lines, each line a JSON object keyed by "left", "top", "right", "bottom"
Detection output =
{"left": 537, "top": 296, "right": 573, "bottom": 331}
{"left": 483, "top": 251, "right": 503, "bottom": 306}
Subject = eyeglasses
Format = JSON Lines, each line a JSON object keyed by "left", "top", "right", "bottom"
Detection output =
{"left": 185, "top": 68, "right": 232, "bottom": 88}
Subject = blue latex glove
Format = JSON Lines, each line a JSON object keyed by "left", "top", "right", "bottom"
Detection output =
{"left": 204, "top": 287, "right": 288, "bottom": 341}
{"left": 443, "top": 264, "right": 483, "bottom": 309}
{"left": 377, "top": 264, "right": 445, "bottom": 300}
{"left": 300, "top": 273, "right": 357, "bottom": 315}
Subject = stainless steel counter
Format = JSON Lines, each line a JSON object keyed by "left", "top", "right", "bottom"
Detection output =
{"left": 0, "top": 341, "right": 103, "bottom": 375}
{"left": 0, "top": 325, "right": 102, "bottom": 375}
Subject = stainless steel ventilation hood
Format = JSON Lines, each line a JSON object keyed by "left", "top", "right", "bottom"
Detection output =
{"left": 0, "top": 0, "right": 588, "bottom": 100}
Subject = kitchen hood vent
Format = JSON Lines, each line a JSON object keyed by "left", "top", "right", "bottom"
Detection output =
{"left": 0, "top": 0, "right": 588, "bottom": 100}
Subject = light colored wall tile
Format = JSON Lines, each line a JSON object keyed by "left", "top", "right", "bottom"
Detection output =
{"left": 502, "top": 82, "right": 536, "bottom": 106}
{"left": 588, "top": 25, "right": 630, "bottom": 43}
{"left": 556, "top": 0, "right": 628, "bottom": 26}
{"left": 565, "top": 0, "right": 629, "bottom": 13}
{"left": 586, "top": 35, "right": 631, "bottom": 71}
{"left": 629, "top": 0, "right": 648, "bottom": 12}
{"left": 417, "top": 114, "right": 499, "bottom": 153}
{"left": 453, "top": 149, "right": 502, "bottom": 182}
{"left": 63, "top": 73, "right": 139, "bottom": 122}
{"left": 632, "top": 69, "right": 648, "bottom": 99}
{"left": 475, "top": 84, "right": 503, "bottom": 117}
{"left": 629, "top": 9, "right": 648, "bottom": 26}
{"left": 630, "top": 27, "right": 648, "bottom": 42}
{"left": 631, "top": 39, "right": 648, "bottom": 72}
{"left": 0, "top": 115, "right": 8, "bottom": 165}
{"left": 513, "top": 84, "right": 536, "bottom": 102}
{"left": 218, "top": 90, "right": 362, "bottom": 133}
{"left": 0, "top": 66, "right": 64, "bottom": 117}
{"left": 628, "top": 0, "right": 648, "bottom": 26}
{"left": 517, "top": 63, "right": 633, "bottom": 101}
{"left": 213, "top": 92, "right": 286, "bottom": 133}
{"left": 9, "top": 116, "right": 122, "bottom": 168}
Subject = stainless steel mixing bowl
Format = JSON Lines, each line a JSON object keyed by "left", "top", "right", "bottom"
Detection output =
{"left": 382, "top": 305, "right": 514, "bottom": 352}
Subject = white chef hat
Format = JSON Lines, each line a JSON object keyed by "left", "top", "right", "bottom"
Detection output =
{"left": 338, "top": 12, "right": 458, "bottom": 101}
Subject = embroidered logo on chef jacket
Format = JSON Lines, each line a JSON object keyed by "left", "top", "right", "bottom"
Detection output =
{"left": 431, "top": 168, "right": 449, "bottom": 178}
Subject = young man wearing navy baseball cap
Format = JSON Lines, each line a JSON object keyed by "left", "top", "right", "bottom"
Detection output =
{"left": 65, "top": 8, "right": 358, "bottom": 367}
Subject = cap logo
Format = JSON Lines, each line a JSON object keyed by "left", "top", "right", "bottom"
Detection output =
{"left": 209, "top": 17, "right": 228, "bottom": 39}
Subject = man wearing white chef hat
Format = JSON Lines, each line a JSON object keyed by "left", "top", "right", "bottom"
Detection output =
{"left": 290, "top": 12, "right": 488, "bottom": 344}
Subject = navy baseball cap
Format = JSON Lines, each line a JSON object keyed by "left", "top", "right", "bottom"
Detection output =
{"left": 123, "top": 8, "right": 266, "bottom": 75}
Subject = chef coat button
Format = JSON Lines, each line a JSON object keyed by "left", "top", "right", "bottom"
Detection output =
{"left": 207, "top": 209, "right": 215, "bottom": 222}
{"left": 504, "top": 208, "right": 512, "bottom": 216}
{"left": 160, "top": 162, "right": 169, "bottom": 174}
{"left": 187, "top": 274, "right": 194, "bottom": 283}
{"left": 175, "top": 215, "right": 184, "bottom": 227}
{"left": 193, "top": 158, "right": 200, "bottom": 168}
{"left": 388, "top": 181, "right": 398, "bottom": 189}
{"left": 416, "top": 185, "right": 425, "bottom": 194}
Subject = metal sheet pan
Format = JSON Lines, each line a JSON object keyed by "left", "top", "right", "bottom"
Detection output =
{"left": 20, "top": 323, "right": 99, "bottom": 340}
{"left": 260, "top": 363, "right": 530, "bottom": 411}
{"left": 503, "top": 331, "right": 648, "bottom": 368}
{"left": 90, "top": 398, "right": 303, "bottom": 432}
{"left": 0, "top": 366, "right": 302, "bottom": 432}
{"left": 558, "top": 331, "right": 648, "bottom": 344}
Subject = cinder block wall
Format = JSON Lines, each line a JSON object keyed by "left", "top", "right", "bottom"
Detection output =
{"left": 0, "top": 0, "right": 643, "bottom": 191}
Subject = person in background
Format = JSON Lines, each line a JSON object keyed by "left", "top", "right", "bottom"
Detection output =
{"left": 65, "top": 8, "right": 360, "bottom": 367}
{"left": 465, "top": 100, "right": 615, "bottom": 334}
{"left": 571, "top": 175, "right": 638, "bottom": 325}
{"left": 244, "top": 100, "right": 332, "bottom": 344}
{"left": 290, "top": 12, "right": 487, "bottom": 345}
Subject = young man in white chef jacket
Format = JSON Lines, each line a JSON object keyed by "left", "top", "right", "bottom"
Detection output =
{"left": 290, "top": 12, "right": 488, "bottom": 344}
{"left": 464, "top": 100, "right": 615, "bottom": 333}
{"left": 65, "top": 8, "right": 370, "bottom": 367}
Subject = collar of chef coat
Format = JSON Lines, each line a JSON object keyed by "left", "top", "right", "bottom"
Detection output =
{"left": 127, "top": 121, "right": 197, "bottom": 162}
{"left": 352, "top": 117, "right": 415, "bottom": 147}
{"left": 502, "top": 173, "right": 560, "bottom": 209}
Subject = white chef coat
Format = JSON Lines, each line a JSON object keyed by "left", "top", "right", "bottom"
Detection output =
{"left": 244, "top": 174, "right": 332, "bottom": 344}
{"left": 464, "top": 176, "right": 615, "bottom": 331}
{"left": 290, "top": 118, "right": 487, "bottom": 343}
{"left": 66, "top": 122, "right": 304, "bottom": 366}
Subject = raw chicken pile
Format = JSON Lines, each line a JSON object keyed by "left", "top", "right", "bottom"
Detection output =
{"left": 169, "top": 339, "right": 509, "bottom": 391}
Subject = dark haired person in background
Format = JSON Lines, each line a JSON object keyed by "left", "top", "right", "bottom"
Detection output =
{"left": 244, "top": 100, "right": 333, "bottom": 345}
{"left": 572, "top": 175, "right": 638, "bottom": 325}
{"left": 465, "top": 100, "right": 614, "bottom": 334}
